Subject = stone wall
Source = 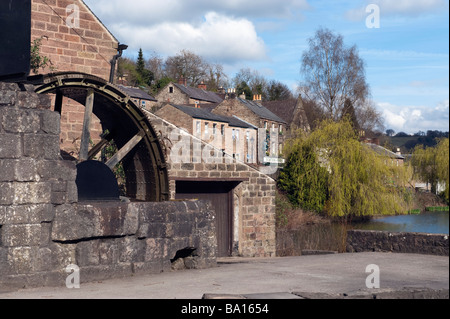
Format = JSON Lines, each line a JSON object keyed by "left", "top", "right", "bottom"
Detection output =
{"left": 0, "top": 83, "right": 217, "bottom": 289}
{"left": 346, "top": 230, "right": 449, "bottom": 256}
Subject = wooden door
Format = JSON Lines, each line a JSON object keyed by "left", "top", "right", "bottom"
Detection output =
{"left": 176, "top": 181, "right": 236, "bottom": 257}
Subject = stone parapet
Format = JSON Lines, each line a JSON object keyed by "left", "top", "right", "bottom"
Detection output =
{"left": 346, "top": 230, "right": 449, "bottom": 256}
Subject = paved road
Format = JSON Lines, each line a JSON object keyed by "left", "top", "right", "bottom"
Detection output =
{"left": 1, "top": 252, "right": 448, "bottom": 299}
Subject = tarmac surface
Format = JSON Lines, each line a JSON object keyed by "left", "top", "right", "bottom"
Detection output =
{"left": 0, "top": 252, "right": 448, "bottom": 299}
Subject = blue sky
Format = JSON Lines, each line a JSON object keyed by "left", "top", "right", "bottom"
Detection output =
{"left": 84, "top": 0, "right": 449, "bottom": 134}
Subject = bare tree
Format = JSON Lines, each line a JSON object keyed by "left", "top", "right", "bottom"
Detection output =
{"left": 146, "top": 51, "right": 165, "bottom": 83}
{"left": 164, "top": 50, "right": 208, "bottom": 86}
{"left": 300, "top": 28, "right": 370, "bottom": 121}
{"left": 356, "top": 99, "right": 385, "bottom": 133}
{"left": 205, "top": 63, "right": 228, "bottom": 92}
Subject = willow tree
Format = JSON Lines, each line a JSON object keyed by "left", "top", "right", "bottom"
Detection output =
{"left": 279, "top": 119, "right": 411, "bottom": 220}
{"left": 411, "top": 138, "right": 449, "bottom": 202}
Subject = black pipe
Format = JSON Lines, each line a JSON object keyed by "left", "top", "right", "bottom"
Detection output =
{"left": 109, "top": 43, "right": 128, "bottom": 84}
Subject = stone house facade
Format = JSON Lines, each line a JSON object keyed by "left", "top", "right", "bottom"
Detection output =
{"left": 156, "top": 103, "right": 258, "bottom": 165}
{"left": 155, "top": 79, "right": 224, "bottom": 107}
{"left": 31, "top": 0, "right": 119, "bottom": 154}
{"left": 262, "top": 96, "right": 311, "bottom": 137}
{"left": 213, "top": 97, "right": 287, "bottom": 165}
{"left": 145, "top": 110, "right": 277, "bottom": 258}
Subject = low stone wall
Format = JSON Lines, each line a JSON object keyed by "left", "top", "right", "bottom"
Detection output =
{"left": 0, "top": 200, "right": 217, "bottom": 289}
{"left": 346, "top": 230, "right": 449, "bottom": 256}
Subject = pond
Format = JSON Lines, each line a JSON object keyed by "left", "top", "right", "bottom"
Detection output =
{"left": 276, "top": 211, "right": 449, "bottom": 256}
{"left": 352, "top": 211, "right": 449, "bottom": 235}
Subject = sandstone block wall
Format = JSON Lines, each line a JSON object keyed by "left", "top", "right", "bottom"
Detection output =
{"left": 346, "top": 230, "right": 449, "bottom": 256}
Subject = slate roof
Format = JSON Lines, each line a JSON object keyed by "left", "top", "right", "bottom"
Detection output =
{"left": 173, "top": 83, "right": 224, "bottom": 104}
{"left": 262, "top": 99, "right": 298, "bottom": 124}
{"left": 365, "top": 143, "right": 405, "bottom": 160}
{"left": 236, "top": 98, "right": 287, "bottom": 124}
{"left": 117, "top": 85, "right": 157, "bottom": 102}
{"left": 170, "top": 104, "right": 255, "bottom": 129}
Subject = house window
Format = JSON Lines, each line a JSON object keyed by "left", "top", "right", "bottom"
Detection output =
{"left": 232, "top": 129, "right": 240, "bottom": 141}
{"left": 205, "top": 122, "right": 209, "bottom": 135}
{"left": 264, "top": 121, "right": 268, "bottom": 129}
{"left": 196, "top": 121, "right": 201, "bottom": 135}
{"left": 213, "top": 123, "right": 217, "bottom": 135}
{"left": 142, "top": 100, "right": 146, "bottom": 107}
{"left": 221, "top": 125, "right": 225, "bottom": 136}
{"left": 272, "top": 123, "right": 276, "bottom": 130}
{"left": 279, "top": 125, "right": 283, "bottom": 133}
{"left": 169, "top": 87, "right": 174, "bottom": 94}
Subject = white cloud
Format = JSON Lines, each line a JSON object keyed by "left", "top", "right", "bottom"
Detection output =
{"left": 110, "top": 12, "right": 267, "bottom": 62}
{"left": 85, "top": 0, "right": 310, "bottom": 25}
{"left": 84, "top": 0, "right": 304, "bottom": 62}
{"left": 377, "top": 100, "right": 449, "bottom": 133}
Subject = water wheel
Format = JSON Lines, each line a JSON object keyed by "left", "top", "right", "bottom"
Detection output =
{"left": 35, "top": 72, "right": 169, "bottom": 202}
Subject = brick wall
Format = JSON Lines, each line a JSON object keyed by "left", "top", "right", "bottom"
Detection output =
{"left": 31, "top": 0, "right": 117, "bottom": 78}
{"left": 31, "top": 0, "right": 118, "bottom": 155}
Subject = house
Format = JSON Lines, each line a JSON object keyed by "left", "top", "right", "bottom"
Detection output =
{"left": 262, "top": 96, "right": 310, "bottom": 136}
{"left": 156, "top": 103, "right": 258, "bottom": 165}
{"left": 212, "top": 95, "right": 288, "bottom": 165}
{"left": 117, "top": 85, "right": 158, "bottom": 111}
{"left": 155, "top": 78, "right": 224, "bottom": 107}
{"left": 364, "top": 143, "right": 405, "bottom": 167}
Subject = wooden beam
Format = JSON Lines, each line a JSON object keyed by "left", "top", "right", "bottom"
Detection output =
{"left": 79, "top": 89, "right": 94, "bottom": 162}
{"left": 106, "top": 130, "right": 145, "bottom": 169}
{"left": 88, "top": 138, "right": 109, "bottom": 160}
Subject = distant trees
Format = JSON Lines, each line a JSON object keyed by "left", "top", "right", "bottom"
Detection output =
{"left": 115, "top": 49, "right": 296, "bottom": 101}
{"left": 411, "top": 138, "right": 449, "bottom": 202}
{"left": 386, "top": 129, "right": 395, "bottom": 137}
{"left": 232, "top": 68, "right": 293, "bottom": 101}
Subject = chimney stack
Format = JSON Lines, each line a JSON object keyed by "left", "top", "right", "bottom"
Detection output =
{"left": 197, "top": 81, "right": 207, "bottom": 90}
{"left": 178, "top": 76, "right": 187, "bottom": 86}
{"left": 253, "top": 95, "right": 262, "bottom": 101}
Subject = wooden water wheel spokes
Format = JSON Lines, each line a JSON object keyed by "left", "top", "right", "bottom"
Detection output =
{"left": 35, "top": 72, "right": 169, "bottom": 202}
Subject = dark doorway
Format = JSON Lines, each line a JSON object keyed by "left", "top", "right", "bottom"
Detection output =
{"left": 176, "top": 181, "right": 240, "bottom": 257}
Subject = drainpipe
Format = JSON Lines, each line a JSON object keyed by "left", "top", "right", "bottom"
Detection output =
{"left": 109, "top": 43, "right": 128, "bottom": 84}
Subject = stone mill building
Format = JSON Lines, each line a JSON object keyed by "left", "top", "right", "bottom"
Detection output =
{"left": 0, "top": 0, "right": 277, "bottom": 289}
